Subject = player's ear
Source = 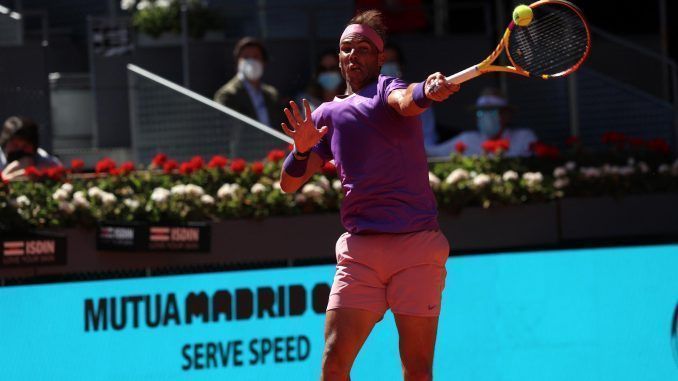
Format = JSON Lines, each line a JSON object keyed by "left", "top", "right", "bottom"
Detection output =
{"left": 377, "top": 51, "right": 385, "bottom": 67}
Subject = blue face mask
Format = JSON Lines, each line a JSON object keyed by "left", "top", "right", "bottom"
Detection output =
{"left": 317, "top": 71, "right": 342, "bottom": 92}
{"left": 476, "top": 109, "right": 502, "bottom": 137}
{"left": 380, "top": 62, "right": 402, "bottom": 77}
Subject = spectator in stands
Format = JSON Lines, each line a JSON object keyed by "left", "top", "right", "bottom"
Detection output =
{"left": 0, "top": 116, "right": 61, "bottom": 180}
{"left": 381, "top": 43, "right": 440, "bottom": 152}
{"left": 426, "top": 87, "right": 537, "bottom": 157}
{"left": 214, "top": 37, "right": 282, "bottom": 127}
{"left": 295, "top": 49, "right": 346, "bottom": 111}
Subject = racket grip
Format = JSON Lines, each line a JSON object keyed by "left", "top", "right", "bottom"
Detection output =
{"left": 445, "top": 66, "right": 481, "bottom": 85}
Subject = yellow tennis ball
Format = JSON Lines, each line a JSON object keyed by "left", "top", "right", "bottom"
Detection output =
{"left": 513, "top": 4, "right": 533, "bottom": 27}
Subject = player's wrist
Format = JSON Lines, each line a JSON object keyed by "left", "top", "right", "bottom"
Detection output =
{"left": 293, "top": 146, "right": 311, "bottom": 160}
{"left": 413, "top": 81, "right": 433, "bottom": 108}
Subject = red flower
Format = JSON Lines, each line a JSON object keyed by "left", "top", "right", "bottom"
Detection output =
{"left": 267, "top": 149, "right": 286, "bottom": 163}
{"left": 482, "top": 139, "right": 510, "bottom": 154}
{"left": 647, "top": 138, "right": 670, "bottom": 155}
{"left": 179, "top": 162, "right": 194, "bottom": 175}
{"left": 119, "top": 161, "right": 135, "bottom": 174}
{"left": 602, "top": 131, "right": 626, "bottom": 146}
{"left": 322, "top": 161, "right": 336, "bottom": 176}
{"left": 109, "top": 168, "right": 121, "bottom": 176}
{"left": 151, "top": 153, "right": 167, "bottom": 167}
{"left": 46, "top": 166, "right": 66, "bottom": 181}
{"left": 70, "top": 159, "right": 85, "bottom": 171}
{"left": 530, "top": 141, "right": 560, "bottom": 159}
{"left": 163, "top": 159, "right": 178, "bottom": 174}
{"left": 95, "top": 157, "right": 116, "bottom": 174}
{"left": 208, "top": 155, "right": 228, "bottom": 169}
{"left": 251, "top": 161, "right": 264, "bottom": 175}
{"left": 455, "top": 141, "right": 467, "bottom": 154}
{"left": 24, "top": 166, "right": 43, "bottom": 178}
{"left": 565, "top": 136, "right": 580, "bottom": 146}
{"left": 189, "top": 156, "right": 204, "bottom": 171}
{"left": 230, "top": 158, "right": 246, "bottom": 173}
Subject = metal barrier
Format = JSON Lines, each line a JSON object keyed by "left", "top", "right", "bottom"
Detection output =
{"left": 127, "top": 64, "right": 292, "bottom": 164}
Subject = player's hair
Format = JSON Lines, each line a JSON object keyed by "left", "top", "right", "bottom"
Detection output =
{"left": 348, "top": 10, "right": 387, "bottom": 43}
{"left": 232, "top": 36, "right": 268, "bottom": 63}
{"left": 0, "top": 116, "right": 38, "bottom": 149}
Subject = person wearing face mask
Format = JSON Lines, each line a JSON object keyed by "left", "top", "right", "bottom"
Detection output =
{"left": 425, "top": 87, "right": 537, "bottom": 157}
{"left": 214, "top": 37, "right": 282, "bottom": 128}
{"left": 0, "top": 116, "right": 62, "bottom": 180}
{"left": 381, "top": 43, "right": 440, "bottom": 153}
{"left": 295, "top": 50, "right": 346, "bottom": 111}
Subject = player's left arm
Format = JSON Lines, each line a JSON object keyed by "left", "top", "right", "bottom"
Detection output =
{"left": 387, "top": 72, "right": 460, "bottom": 117}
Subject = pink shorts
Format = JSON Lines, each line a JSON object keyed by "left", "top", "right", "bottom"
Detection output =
{"left": 327, "top": 229, "right": 450, "bottom": 317}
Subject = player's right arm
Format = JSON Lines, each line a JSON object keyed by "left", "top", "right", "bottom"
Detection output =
{"left": 279, "top": 99, "right": 329, "bottom": 193}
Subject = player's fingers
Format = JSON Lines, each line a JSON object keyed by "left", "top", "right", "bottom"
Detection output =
{"left": 302, "top": 99, "right": 313, "bottom": 122}
{"left": 283, "top": 108, "right": 297, "bottom": 126}
{"left": 290, "top": 101, "right": 304, "bottom": 124}
{"left": 281, "top": 122, "right": 295, "bottom": 137}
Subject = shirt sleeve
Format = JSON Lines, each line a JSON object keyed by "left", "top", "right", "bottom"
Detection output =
{"left": 379, "top": 75, "right": 409, "bottom": 105}
{"left": 310, "top": 105, "right": 333, "bottom": 162}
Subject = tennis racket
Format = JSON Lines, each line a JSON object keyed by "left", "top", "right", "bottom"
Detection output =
{"left": 441, "top": 0, "right": 590, "bottom": 86}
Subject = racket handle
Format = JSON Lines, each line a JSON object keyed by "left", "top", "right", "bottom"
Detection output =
{"left": 446, "top": 66, "right": 481, "bottom": 85}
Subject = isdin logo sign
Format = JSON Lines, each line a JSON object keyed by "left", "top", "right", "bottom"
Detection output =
{"left": 672, "top": 303, "right": 678, "bottom": 367}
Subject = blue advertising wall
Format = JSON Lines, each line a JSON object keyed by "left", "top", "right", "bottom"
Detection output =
{"left": 1, "top": 244, "right": 677, "bottom": 380}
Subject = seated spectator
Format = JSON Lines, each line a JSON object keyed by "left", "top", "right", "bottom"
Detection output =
{"left": 296, "top": 49, "right": 346, "bottom": 111}
{"left": 381, "top": 43, "right": 439, "bottom": 150}
{"left": 1, "top": 116, "right": 61, "bottom": 180}
{"left": 426, "top": 88, "right": 537, "bottom": 157}
{"left": 214, "top": 37, "right": 282, "bottom": 127}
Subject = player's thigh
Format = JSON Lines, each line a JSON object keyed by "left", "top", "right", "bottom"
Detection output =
{"left": 393, "top": 314, "right": 439, "bottom": 371}
{"left": 323, "top": 308, "right": 382, "bottom": 365}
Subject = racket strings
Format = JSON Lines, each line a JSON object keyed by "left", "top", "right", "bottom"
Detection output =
{"left": 508, "top": 4, "right": 588, "bottom": 77}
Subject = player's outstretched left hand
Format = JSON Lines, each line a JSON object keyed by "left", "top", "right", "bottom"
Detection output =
{"left": 424, "top": 72, "right": 460, "bottom": 102}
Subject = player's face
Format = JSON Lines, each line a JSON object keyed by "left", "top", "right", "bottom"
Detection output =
{"left": 339, "top": 35, "right": 384, "bottom": 92}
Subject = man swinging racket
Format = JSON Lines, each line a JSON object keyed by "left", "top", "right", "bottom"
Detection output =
{"left": 279, "top": 10, "right": 459, "bottom": 381}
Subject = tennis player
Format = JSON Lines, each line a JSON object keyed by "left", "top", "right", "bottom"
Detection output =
{"left": 280, "top": 10, "right": 459, "bottom": 381}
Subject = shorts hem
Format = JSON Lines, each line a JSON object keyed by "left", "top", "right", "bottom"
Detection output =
{"left": 326, "top": 304, "right": 386, "bottom": 316}
{"left": 390, "top": 309, "right": 441, "bottom": 318}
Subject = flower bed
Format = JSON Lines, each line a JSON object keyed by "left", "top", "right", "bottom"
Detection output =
{"left": 1, "top": 134, "right": 677, "bottom": 231}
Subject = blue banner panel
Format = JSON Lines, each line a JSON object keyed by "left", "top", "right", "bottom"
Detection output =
{"left": 1, "top": 245, "right": 677, "bottom": 380}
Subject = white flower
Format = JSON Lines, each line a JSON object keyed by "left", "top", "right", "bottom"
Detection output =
{"left": 101, "top": 192, "right": 117, "bottom": 207}
{"left": 151, "top": 187, "right": 170, "bottom": 203}
{"left": 658, "top": 164, "right": 670, "bottom": 174}
{"left": 88, "top": 186, "right": 104, "bottom": 199}
{"left": 428, "top": 172, "right": 441, "bottom": 190}
{"left": 502, "top": 170, "right": 518, "bottom": 182}
{"left": 250, "top": 183, "right": 267, "bottom": 195}
{"left": 156, "top": 0, "right": 170, "bottom": 8}
{"left": 445, "top": 168, "right": 469, "bottom": 185}
{"left": 638, "top": 161, "right": 649, "bottom": 174}
{"left": 52, "top": 188, "right": 70, "bottom": 202}
{"left": 554, "top": 178, "right": 570, "bottom": 189}
{"left": 294, "top": 194, "right": 307, "bottom": 204}
{"left": 124, "top": 198, "right": 140, "bottom": 211}
{"left": 565, "top": 161, "right": 577, "bottom": 171}
{"left": 60, "top": 183, "right": 74, "bottom": 194}
{"left": 170, "top": 184, "right": 187, "bottom": 196}
{"left": 185, "top": 184, "right": 205, "bottom": 198}
{"left": 217, "top": 183, "right": 242, "bottom": 200}
{"left": 273, "top": 181, "right": 282, "bottom": 191}
{"left": 522, "top": 172, "right": 543, "bottom": 187}
{"left": 121, "top": 0, "right": 136, "bottom": 11}
{"left": 15, "top": 195, "right": 30, "bottom": 208}
{"left": 200, "top": 194, "right": 215, "bottom": 205}
{"left": 553, "top": 167, "right": 567, "bottom": 178}
{"left": 618, "top": 166, "right": 634, "bottom": 176}
{"left": 472, "top": 174, "right": 491, "bottom": 188}
{"left": 136, "top": 0, "right": 151, "bottom": 10}
{"left": 580, "top": 167, "right": 601, "bottom": 178}
{"left": 302, "top": 183, "right": 324, "bottom": 199}
{"left": 59, "top": 201, "right": 75, "bottom": 214}
{"left": 73, "top": 192, "right": 90, "bottom": 209}
{"left": 316, "top": 176, "right": 331, "bottom": 191}
{"left": 332, "top": 179, "right": 342, "bottom": 192}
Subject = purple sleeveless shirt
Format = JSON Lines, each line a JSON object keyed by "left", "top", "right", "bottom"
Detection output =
{"left": 311, "top": 75, "right": 438, "bottom": 234}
